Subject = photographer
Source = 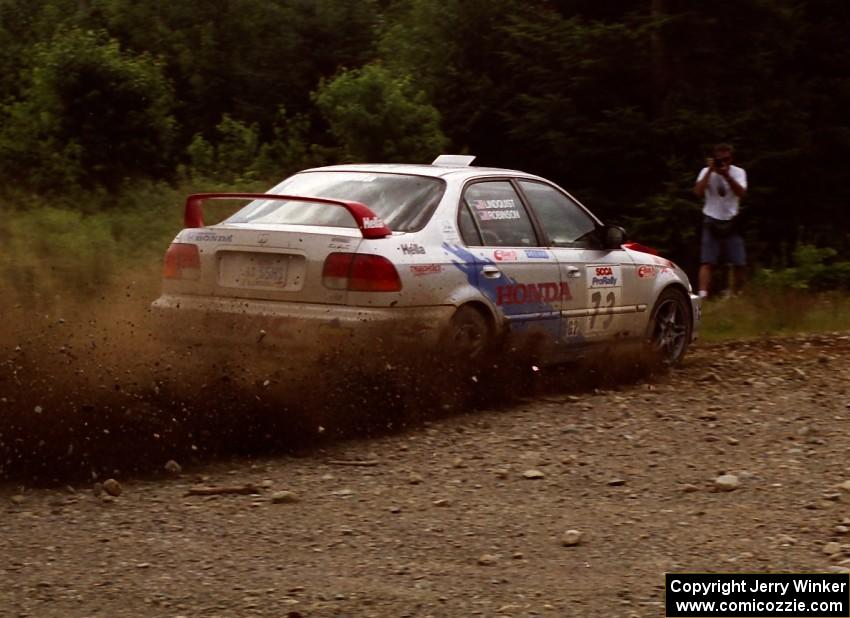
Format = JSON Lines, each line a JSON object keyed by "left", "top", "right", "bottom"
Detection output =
{"left": 693, "top": 143, "right": 748, "bottom": 299}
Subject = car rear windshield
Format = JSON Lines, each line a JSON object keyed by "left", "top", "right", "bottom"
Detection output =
{"left": 224, "top": 171, "right": 446, "bottom": 232}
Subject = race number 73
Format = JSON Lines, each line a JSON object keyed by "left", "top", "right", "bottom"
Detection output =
{"left": 589, "top": 291, "right": 615, "bottom": 330}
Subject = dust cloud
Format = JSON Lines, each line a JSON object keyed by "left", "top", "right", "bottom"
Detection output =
{"left": 0, "top": 272, "right": 646, "bottom": 485}
{"left": 0, "top": 278, "right": 470, "bottom": 484}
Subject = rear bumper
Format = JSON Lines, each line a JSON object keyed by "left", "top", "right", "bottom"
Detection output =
{"left": 689, "top": 293, "right": 701, "bottom": 340}
{"left": 151, "top": 294, "right": 454, "bottom": 356}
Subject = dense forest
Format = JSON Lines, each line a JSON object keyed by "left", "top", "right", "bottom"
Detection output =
{"left": 1, "top": 0, "right": 849, "bottom": 275}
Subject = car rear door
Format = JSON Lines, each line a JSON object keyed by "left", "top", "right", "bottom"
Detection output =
{"left": 456, "top": 180, "right": 565, "bottom": 346}
{"left": 516, "top": 180, "right": 641, "bottom": 343}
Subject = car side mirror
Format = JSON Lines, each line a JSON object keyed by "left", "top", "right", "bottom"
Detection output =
{"left": 602, "top": 225, "right": 627, "bottom": 250}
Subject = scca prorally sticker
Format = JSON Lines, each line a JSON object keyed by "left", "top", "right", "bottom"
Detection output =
{"left": 587, "top": 264, "right": 621, "bottom": 288}
{"left": 637, "top": 265, "right": 656, "bottom": 279}
{"left": 188, "top": 231, "right": 233, "bottom": 243}
{"left": 525, "top": 249, "right": 549, "bottom": 259}
{"left": 494, "top": 249, "right": 517, "bottom": 262}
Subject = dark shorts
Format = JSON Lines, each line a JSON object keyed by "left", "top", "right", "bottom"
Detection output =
{"left": 701, "top": 217, "right": 746, "bottom": 266}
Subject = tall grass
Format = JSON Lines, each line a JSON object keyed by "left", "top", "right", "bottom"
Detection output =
{"left": 0, "top": 180, "right": 267, "bottom": 307}
{"left": 699, "top": 290, "right": 850, "bottom": 342}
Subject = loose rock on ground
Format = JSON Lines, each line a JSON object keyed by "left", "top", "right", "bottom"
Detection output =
{"left": 1, "top": 333, "right": 850, "bottom": 616}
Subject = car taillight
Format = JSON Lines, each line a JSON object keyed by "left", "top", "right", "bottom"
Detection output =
{"left": 322, "top": 253, "right": 402, "bottom": 292}
{"left": 322, "top": 253, "right": 352, "bottom": 290}
{"left": 163, "top": 243, "right": 201, "bottom": 280}
{"left": 349, "top": 254, "right": 402, "bottom": 292}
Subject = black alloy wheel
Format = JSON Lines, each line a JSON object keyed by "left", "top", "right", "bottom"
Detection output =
{"left": 647, "top": 288, "right": 692, "bottom": 366}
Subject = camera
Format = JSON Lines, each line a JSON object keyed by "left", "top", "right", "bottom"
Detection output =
{"left": 713, "top": 157, "right": 726, "bottom": 168}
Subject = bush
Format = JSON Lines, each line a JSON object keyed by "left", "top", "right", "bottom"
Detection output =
{"left": 251, "top": 107, "right": 319, "bottom": 180}
{"left": 0, "top": 182, "right": 186, "bottom": 306}
{"left": 0, "top": 28, "right": 176, "bottom": 192}
{"left": 754, "top": 244, "right": 850, "bottom": 292}
{"left": 186, "top": 111, "right": 318, "bottom": 184}
{"left": 313, "top": 63, "right": 447, "bottom": 162}
{"left": 186, "top": 115, "right": 259, "bottom": 183}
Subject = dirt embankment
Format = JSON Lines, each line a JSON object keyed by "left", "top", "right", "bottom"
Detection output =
{"left": 2, "top": 317, "right": 850, "bottom": 617}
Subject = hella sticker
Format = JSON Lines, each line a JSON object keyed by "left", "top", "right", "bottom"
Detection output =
{"left": 400, "top": 242, "right": 426, "bottom": 255}
{"left": 362, "top": 217, "right": 385, "bottom": 229}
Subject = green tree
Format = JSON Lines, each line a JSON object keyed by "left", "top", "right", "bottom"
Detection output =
{"left": 377, "top": 0, "right": 518, "bottom": 160}
{"left": 86, "top": 0, "right": 381, "bottom": 146}
{"left": 0, "top": 0, "right": 83, "bottom": 102}
{"left": 0, "top": 28, "right": 176, "bottom": 191}
{"left": 251, "top": 106, "right": 315, "bottom": 179}
{"left": 313, "top": 63, "right": 447, "bottom": 162}
{"left": 186, "top": 114, "right": 262, "bottom": 182}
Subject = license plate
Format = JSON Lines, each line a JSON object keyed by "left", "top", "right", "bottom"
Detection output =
{"left": 242, "top": 259, "right": 287, "bottom": 287}
{"left": 219, "top": 253, "right": 291, "bottom": 289}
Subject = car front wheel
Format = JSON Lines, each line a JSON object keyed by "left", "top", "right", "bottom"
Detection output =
{"left": 646, "top": 288, "right": 692, "bottom": 366}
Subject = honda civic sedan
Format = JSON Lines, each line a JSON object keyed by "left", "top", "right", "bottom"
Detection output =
{"left": 153, "top": 155, "right": 699, "bottom": 367}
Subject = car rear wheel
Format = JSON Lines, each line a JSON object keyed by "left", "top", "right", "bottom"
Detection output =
{"left": 443, "top": 305, "right": 493, "bottom": 361}
{"left": 646, "top": 288, "right": 691, "bottom": 367}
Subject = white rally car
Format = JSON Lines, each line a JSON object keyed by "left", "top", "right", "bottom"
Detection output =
{"left": 153, "top": 155, "right": 699, "bottom": 367}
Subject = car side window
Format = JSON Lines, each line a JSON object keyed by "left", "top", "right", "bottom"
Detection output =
{"left": 463, "top": 181, "right": 538, "bottom": 247}
{"left": 518, "top": 180, "right": 598, "bottom": 248}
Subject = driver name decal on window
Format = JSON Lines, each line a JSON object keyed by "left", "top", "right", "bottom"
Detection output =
{"left": 463, "top": 181, "right": 537, "bottom": 247}
{"left": 478, "top": 209, "right": 520, "bottom": 221}
{"left": 473, "top": 199, "right": 516, "bottom": 210}
{"left": 473, "top": 198, "right": 521, "bottom": 221}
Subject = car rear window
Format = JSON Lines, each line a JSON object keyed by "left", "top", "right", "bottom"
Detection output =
{"left": 224, "top": 171, "right": 445, "bottom": 232}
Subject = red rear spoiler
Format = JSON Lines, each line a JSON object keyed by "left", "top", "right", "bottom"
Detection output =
{"left": 184, "top": 193, "right": 393, "bottom": 239}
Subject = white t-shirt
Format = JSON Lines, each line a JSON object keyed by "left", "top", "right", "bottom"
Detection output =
{"left": 697, "top": 165, "right": 747, "bottom": 220}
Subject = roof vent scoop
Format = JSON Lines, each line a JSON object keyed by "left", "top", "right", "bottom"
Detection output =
{"left": 432, "top": 154, "right": 476, "bottom": 167}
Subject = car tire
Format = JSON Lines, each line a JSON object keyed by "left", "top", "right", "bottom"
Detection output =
{"left": 442, "top": 305, "right": 493, "bottom": 361}
{"left": 645, "top": 288, "right": 692, "bottom": 367}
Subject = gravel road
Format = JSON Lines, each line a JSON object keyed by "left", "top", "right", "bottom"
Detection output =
{"left": 2, "top": 332, "right": 850, "bottom": 617}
